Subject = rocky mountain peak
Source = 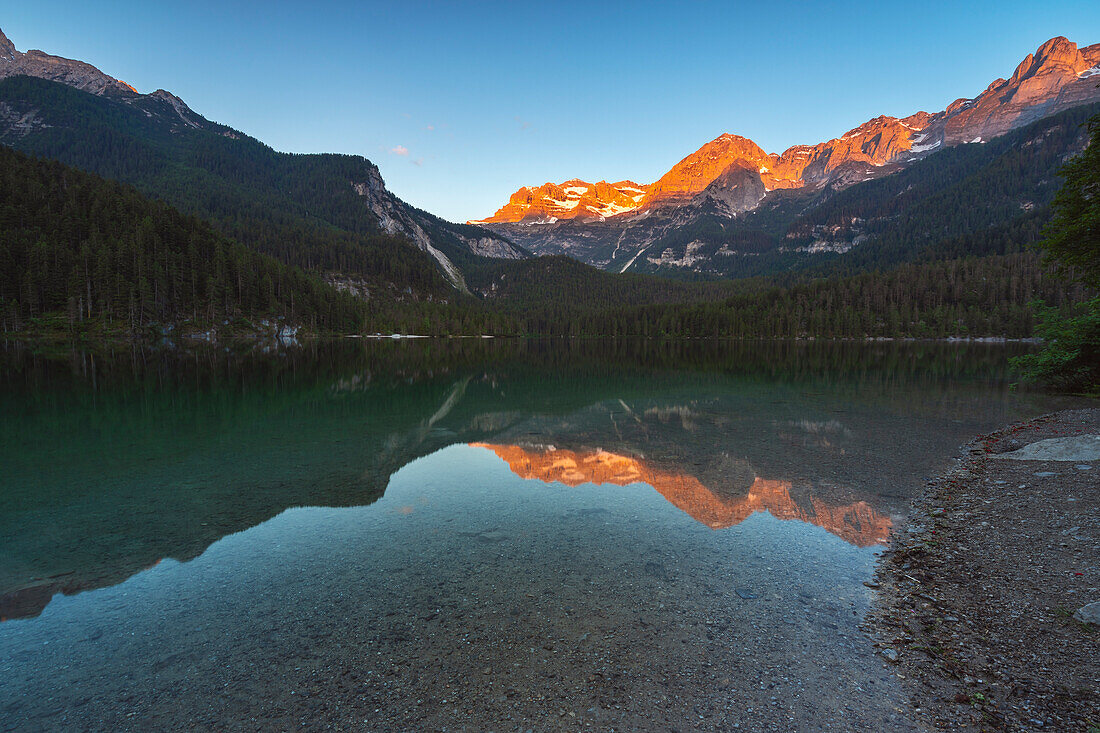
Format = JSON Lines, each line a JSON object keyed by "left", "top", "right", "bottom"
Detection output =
{"left": 638, "top": 133, "right": 770, "bottom": 210}
{"left": 474, "top": 35, "right": 1100, "bottom": 225}
{"left": 701, "top": 133, "right": 768, "bottom": 158}
{"left": 468, "top": 179, "right": 649, "bottom": 224}
{"left": 1034, "top": 36, "right": 1083, "bottom": 69}
{"left": 1010, "top": 52, "right": 1037, "bottom": 84}
{"left": 0, "top": 28, "right": 16, "bottom": 61}
{"left": 699, "top": 160, "right": 766, "bottom": 215}
{"left": 1010, "top": 36, "right": 1093, "bottom": 85}
{"left": 0, "top": 26, "right": 138, "bottom": 97}
{"left": 936, "top": 36, "right": 1100, "bottom": 143}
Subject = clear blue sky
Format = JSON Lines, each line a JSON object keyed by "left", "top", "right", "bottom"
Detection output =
{"left": 4, "top": 1, "right": 1100, "bottom": 222}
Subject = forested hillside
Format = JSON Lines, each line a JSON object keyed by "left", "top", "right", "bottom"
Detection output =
{"left": 787, "top": 102, "right": 1100, "bottom": 274}
{"left": 0, "top": 76, "right": 520, "bottom": 297}
{"left": 0, "top": 140, "right": 1088, "bottom": 342}
{"left": 0, "top": 146, "right": 365, "bottom": 335}
{"left": 464, "top": 255, "right": 753, "bottom": 308}
{"left": 672, "top": 102, "right": 1096, "bottom": 280}
{"left": 0, "top": 124, "right": 1082, "bottom": 338}
{"left": 501, "top": 256, "right": 1083, "bottom": 338}
{"left": 372, "top": 250, "right": 1082, "bottom": 339}
{"left": 0, "top": 61, "right": 1093, "bottom": 343}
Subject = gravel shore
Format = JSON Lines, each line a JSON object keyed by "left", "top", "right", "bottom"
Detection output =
{"left": 869, "top": 408, "right": 1099, "bottom": 731}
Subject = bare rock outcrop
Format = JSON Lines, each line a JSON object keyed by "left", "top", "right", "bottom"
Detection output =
{"left": 473, "top": 36, "right": 1100, "bottom": 224}
{"left": 695, "top": 160, "right": 766, "bottom": 215}
{"left": 0, "top": 27, "right": 137, "bottom": 96}
{"left": 639, "top": 134, "right": 769, "bottom": 210}
{"left": 470, "top": 179, "right": 647, "bottom": 224}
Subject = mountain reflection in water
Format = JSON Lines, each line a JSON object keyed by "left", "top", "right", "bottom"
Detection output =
{"left": 0, "top": 338, "right": 1073, "bottom": 623}
{"left": 473, "top": 443, "right": 892, "bottom": 546}
{"left": 1, "top": 339, "right": 1086, "bottom": 731}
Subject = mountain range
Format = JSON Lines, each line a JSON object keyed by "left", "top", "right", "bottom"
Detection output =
{"left": 0, "top": 25, "right": 1094, "bottom": 339}
{"left": 472, "top": 37, "right": 1100, "bottom": 276}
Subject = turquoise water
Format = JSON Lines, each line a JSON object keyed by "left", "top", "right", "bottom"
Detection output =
{"left": 0, "top": 340, "right": 1076, "bottom": 731}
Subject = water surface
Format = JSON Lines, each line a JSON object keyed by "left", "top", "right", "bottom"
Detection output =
{"left": 0, "top": 340, "right": 1076, "bottom": 731}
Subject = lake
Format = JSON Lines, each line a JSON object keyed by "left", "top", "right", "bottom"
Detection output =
{"left": 0, "top": 339, "right": 1076, "bottom": 731}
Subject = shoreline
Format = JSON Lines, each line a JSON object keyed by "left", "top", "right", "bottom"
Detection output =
{"left": 0, "top": 332, "right": 1046, "bottom": 344}
{"left": 869, "top": 408, "right": 1099, "bottom": 731}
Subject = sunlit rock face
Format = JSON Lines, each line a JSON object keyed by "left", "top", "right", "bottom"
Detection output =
{"left": 0, "top": 27, "right": 137, "bottom": 96}
{"left": 473, "top": 443, "right": 892, "bottom": 547}
{"left": 469, "top": 179, "right": 648, "bottom": 224}
{"left": 639, "top": 134, "right": 770, "bottom": 210}
{"left": 932, "top": 37, "right": 1100, "bottom": 144}
{"left": 636, "top": 118, "right": 925, "bottom": 207}
{"left": 472, "top": 37, "right": 1100, "bottom": 224}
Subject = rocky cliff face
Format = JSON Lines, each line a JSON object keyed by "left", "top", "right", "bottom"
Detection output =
{"left": 0, "top": 27, "right": 138, "bottom": 96}
{"left": 471, "top": 179, "right": 647, "bottom": 224}
{"left": 352, "top": 172, "right": 468, "bottom": 291}
{"left": 640, "top": 135, "right": 769, "bottom": 210}
{"left": 352, "top": 167, "right": 526, "bottom": 291}
{"left": 925, "top": 36, "right": 1100, "bottom": 146}
{"left": 473, "top": 36, "right": 1100, "bottom": 226}
{"left": 0, "top": 26, "right": 209, "bottom": 133}
{"left": 697, "top": 159, "right": 767, "bottom": 215}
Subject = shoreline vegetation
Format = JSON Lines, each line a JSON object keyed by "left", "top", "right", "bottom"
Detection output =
{"left": 0, "top": 329, "right": 1047, "bottom": 349}
{"left": 7, "top": 284, "right": 1083, "bottom": 343}
{"left": 3, "top": 266, "right": 1084, "bottom": 344}
{"left": 869, "top": 408, "right": 1100, "bottom": 731}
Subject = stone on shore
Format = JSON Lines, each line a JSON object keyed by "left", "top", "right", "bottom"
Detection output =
{"left": 990, "top": 434, "right": 1100, "bottom": 461}
{"left": 1073, "top": 602, "right": 1100, "bottom": 625}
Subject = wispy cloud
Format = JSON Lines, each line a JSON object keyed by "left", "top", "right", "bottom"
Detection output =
{"left": 424, "top": 124, "right": 435, "bottom": 131}
{"left": 390, "top": 145, "right": 409, "bottom": 156}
